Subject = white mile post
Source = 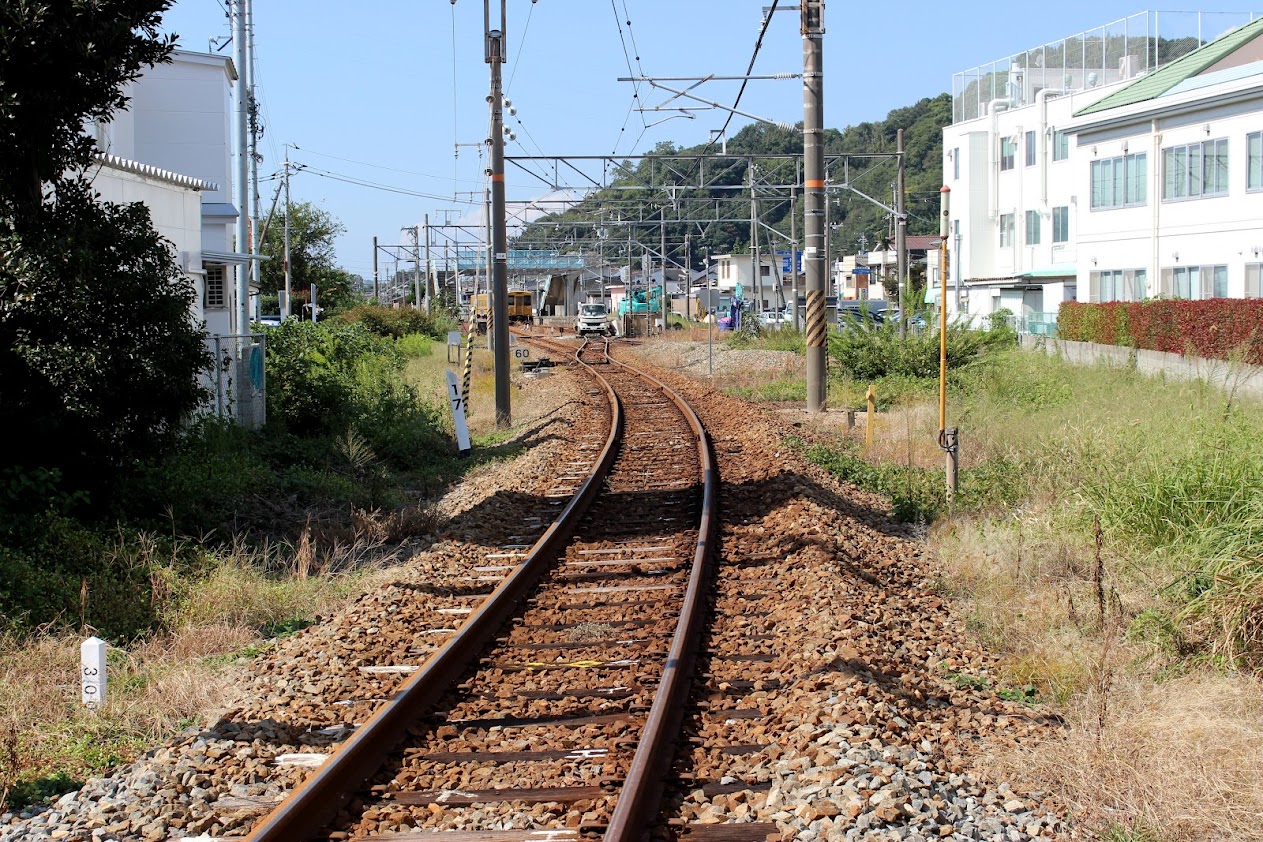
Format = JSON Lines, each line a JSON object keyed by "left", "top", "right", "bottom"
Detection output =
{"left": 80, "top": 636, "right": 107, "bottom": 710}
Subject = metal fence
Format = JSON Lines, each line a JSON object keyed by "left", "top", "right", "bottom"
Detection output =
{"left": 952, "top": 11, "right": 1257, "bottom": 124}
{"left": 206, "top": 333, "right": 266, "bottom": 430}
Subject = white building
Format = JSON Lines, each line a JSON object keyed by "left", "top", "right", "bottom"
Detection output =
{"left": 712, "top": 252, "right": 799, "bottom": 312}
{"left": 91, "top": 49, "right": 263, "bottom": 426}
{"left": 942, "top": 10, "right": 1262, "bottom": 329}
{"left": 93, "top": 49, "right": 248, "bottom": 339}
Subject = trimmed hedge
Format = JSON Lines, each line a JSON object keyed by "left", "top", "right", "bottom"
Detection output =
{"left": 1058, "top": 299, "right": 1263, "bottom": 364}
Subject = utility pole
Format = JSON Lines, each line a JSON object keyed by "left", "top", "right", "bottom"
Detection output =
{"left": 373, "top": 236, "right": 380, "bottom": 302}
{"left": 245, "top": 0, "right": 260, "bottom": 312}
{"left": 791, "top": 178, "right": 800, "bottom": 330}
{"left": 232, "top": 0, "right": 249, "bottom": 334}
{"left": 897, "top": 128, "right": 908, "bottom": 338}
{"left": 282, "top": 151, "right": 292, "bottom": 320}
{"left": 486, "top": 0, "right": 510, "bottom": 427}
{"left": 411, "top": 226, "right": 422, "bottom": 310}
{"left": 684, "top": 232, "right": 691, "bottom": 322}
{"left": 424, "top": 213, "right": 433, "bottom": 315}
{"left": 660, "top": 206, "right": 667, "bottom": 333}
{"left": 803, "top": 0, "right": 826, "bottom": 412}
{"left": 749, "top": 166, "right": 759, "bottom": 315}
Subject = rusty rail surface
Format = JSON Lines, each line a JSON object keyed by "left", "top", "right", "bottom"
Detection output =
{"left": 244, "top": 343, "right": 622, "bottom": 842}
{"left": 246, "top": 335, "right": 718, "bottom": 842}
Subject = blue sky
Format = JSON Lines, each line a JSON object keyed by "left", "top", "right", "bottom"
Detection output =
{"left": 155, "top": 2, "right": 1263, "bottom": 278}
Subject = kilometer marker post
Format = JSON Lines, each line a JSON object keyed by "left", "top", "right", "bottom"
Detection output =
{"left": 446, "top": 370, "right": 472, "bottom": 456}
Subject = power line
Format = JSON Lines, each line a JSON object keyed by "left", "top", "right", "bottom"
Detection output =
{"left": 608, "top": 0, "right": 648, "bottom": 155}
{"left": 505, "top": 0, "right": 536, "bottom": 93}
{"left": 705, "top": 0, "right": 780, "bottom": 152}
{"left": 297, "top": 164, "right": 482, "bottom": 204}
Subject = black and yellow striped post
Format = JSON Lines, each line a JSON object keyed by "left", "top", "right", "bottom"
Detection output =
{"left": 462, "top": 320, "right": 475, "bottom": 409}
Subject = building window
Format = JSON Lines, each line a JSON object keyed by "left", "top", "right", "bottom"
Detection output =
{"left": 999, "top": 213, "right": 1014, "bottom": 247}
{"left": 204, "top": 264, "right": 227, "bottom": 310}
{"left": 1089, "top": 268, "right": 1146, "bottom": 302}
{"left": 1025, "top": 130, "right": 1037, "bottom": 167}
{"left": 760, "top": 264, "right": 770, "bottom": 276}
{"left": 1025, "top": 210, "right": 1041, "bottom": 245}
{"left": 1053, "top": 130, "right": 1069, "bottom": 162}
{"left": 1090, "top": 153, "right": 1147, "bottom": 209}
{"left": 1160, "top": 264, "right": 1228, "bottom": 299}
{"left": 1247, "top": 263, "right": 1262, "bottom": 297}
{"left": 1248, "top": 132, "right": 1263, "bottom": 191}
{"left": 1163, "top": 138, "right": 1229, "bottom": 200}
{"left": 1052, "top": 206, "right": 1069, "bottom": 243}
{"left": 1000, "top": 137, "right": 1017, "bottom": 171}
{"left": 953, "top": 147, "right": 960, "bottom": 180}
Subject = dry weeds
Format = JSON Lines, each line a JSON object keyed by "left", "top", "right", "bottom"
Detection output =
{"left": 997, "top": 671, "right": 1263, "bottom": 841}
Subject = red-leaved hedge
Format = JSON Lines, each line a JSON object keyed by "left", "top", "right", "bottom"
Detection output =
{"left": 1058, "top": 299, "right": 1263, "bottom": 365}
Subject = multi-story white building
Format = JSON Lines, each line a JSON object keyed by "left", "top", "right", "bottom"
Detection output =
{"left": 94, "top": 49, "right": 248, "bottom": 338}
{"left": 942, "top": 10, "right": 1262, "bottom": 328}
{"left": 91, "top": 49, "right": 264, "bottom": 425}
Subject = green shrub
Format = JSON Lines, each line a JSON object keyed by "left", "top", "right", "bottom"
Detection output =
{"left": 828, "top": 318, "right": 1011, "bottom": 381}
{"left": 396, "top": 334, "right": 435, "bottom": 357}
{"left": 340, "top": 305, "right": 455, "bottom": 341}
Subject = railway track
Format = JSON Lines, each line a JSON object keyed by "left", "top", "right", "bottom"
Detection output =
{"left": 243, "top": 338, "right": 720, "bottom": 841}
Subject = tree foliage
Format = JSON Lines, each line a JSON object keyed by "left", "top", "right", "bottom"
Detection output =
{"left": 259, "top": 201, "right": 361, "bottom": 314}
{"left": 516, "top": 94, "right": 952, "bottom": 267}
{"left": 0, "top": 1, "right": 210, "bottom": 511}
{"left": 0, "top": 0, "right": 176, "bottom": 206}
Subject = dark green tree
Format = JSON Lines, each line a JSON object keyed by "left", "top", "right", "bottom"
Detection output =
{"left": 259, "top": 201, "right": 361, "bottom": 315}
{"left": 0, "top": 1, "right": 211, "bottom": 507}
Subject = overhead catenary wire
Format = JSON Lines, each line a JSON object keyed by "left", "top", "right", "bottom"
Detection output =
{"left": 704, "top": 0, "right": 780, "bottom": 153}
{"left": 608, "top": 0, "right": 649, "bottom": 155}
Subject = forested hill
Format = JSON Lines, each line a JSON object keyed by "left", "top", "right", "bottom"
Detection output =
{"left": 516, "top": 93, "right": 951, "bottom": 266}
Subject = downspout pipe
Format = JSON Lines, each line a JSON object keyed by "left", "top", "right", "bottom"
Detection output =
{"left": 1038, "top": 89, "right": 1070, "bottom": 210}
{"left": 988, "top": 99, "right": 1010, "bottom": 221}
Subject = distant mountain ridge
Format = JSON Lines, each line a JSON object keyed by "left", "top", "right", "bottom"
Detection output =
{"left": 517, "top": 93, "right": 951, "bottom": 268}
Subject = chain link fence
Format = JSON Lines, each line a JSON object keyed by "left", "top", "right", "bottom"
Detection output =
{"left": 205, "top": 333, "right": 266, "bottom": 430}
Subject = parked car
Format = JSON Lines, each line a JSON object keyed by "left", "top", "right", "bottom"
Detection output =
{"left": 758, "top": 309, "right": 793, "bottom": 327}
{"left": 256, "top": 314, "right": 283, "bottom": 328}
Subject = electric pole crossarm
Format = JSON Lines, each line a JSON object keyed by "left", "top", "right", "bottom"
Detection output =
{"left": 505, "top": 157, "right": 560, "bottom": 190}
{"left": 643, "top": 80, "right": 793, "bottom": 129}
{"left": 835, "top": 183, "right": 903, "bottom": 219}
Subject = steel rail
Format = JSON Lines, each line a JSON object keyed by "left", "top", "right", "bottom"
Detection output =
{"left": 599, "top": 341, "right": 718, "bottom": 842}
{"left": 243, "top": 347, "right": 624, "bottom": 842}
{"left": 509, "top": 333, "right": 721, "bottom": 840}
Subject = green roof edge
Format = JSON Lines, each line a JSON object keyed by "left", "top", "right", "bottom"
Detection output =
{"left": 1074, "top": 17, "right": 1263, "bottom": 117}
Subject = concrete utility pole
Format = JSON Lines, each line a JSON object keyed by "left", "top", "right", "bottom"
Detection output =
{"left": 245, "top": 0, "right": 260, "bottom": 307}
{"left": 424, "top": 213, "right": 433, "bottom": 314}
{"left": 373, "top": 236, "right": 380, "bottom": 302}
{"left": 742, "top": 166, "right": 752, "bottom": 314}
{"left": 486, "top": 0, "right": 510, "bottom": 427}
{"left": 232, "top": 0, "right": 249, "bottom": 334}
{"left": 660, "top": 206, "right": 667, "bottom": 332}
{"left": 897, "top": 128, "right": 908, "bottom": 338}
{"left": 791, "top": 181, "right": 800, "bottom": 330}
{"left": 411, "top": 226, "right": 422, "bottom": 310}
{"left": 802, "top": 0, "right": 826, "bottom": 412}
{"left": 282, "top": 151, "right": 292, "bottom": 320}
